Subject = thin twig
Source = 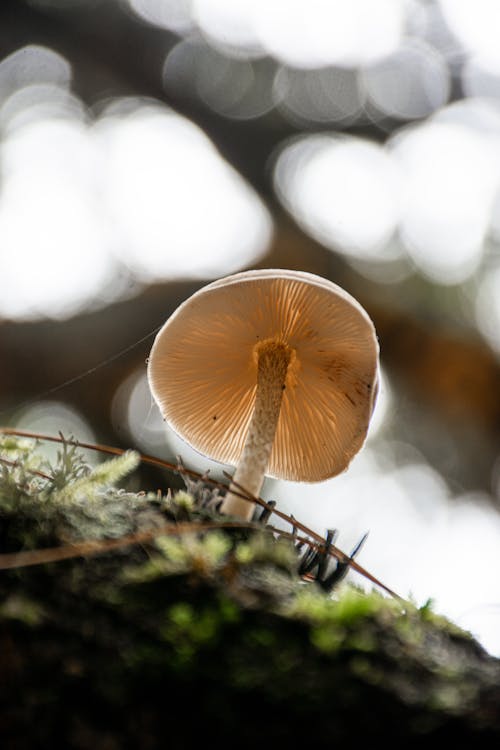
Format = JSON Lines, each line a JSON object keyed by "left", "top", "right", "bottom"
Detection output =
{"left": 0, "top": 520, "right": 257, "bottom": 570}
{"left": 0, "top": 516, "right": 329, "bottom": 572}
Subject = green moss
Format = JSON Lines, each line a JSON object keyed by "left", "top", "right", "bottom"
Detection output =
{"left": 234, "top": 532, "right": 297, "bottom": 570}
{"left": 246, "top": 626, "right": 276, "bottom": 648}
{"left": 163, "top": 601, "right": 219, "bottom": 644}
{"left": 310, "top": 622, "right": 345, "bottom": 653}
{"left": 0, "top": 594, "right": 46, "bottom": 626}
{"left": 418, "top": 597, "right": 472, "bottom": 639}
{"left": 123, "top": 531, "right": 234, "bottom": 585}
{"left": 170, "top": 489, "right": 195, "bottom": 512}
{"left": 289, "top": 584, "right": 394, "bottom": 633}
{"left": 349, "top": 655, "right": 384, "bottom": 685}
{"left": 153, "top": 594, "right": 244, "bottom": 670}
{"left": 53, "top": 450, "right": 140, "bottom": 504}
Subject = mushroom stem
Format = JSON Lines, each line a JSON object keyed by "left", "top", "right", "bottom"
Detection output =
{"left": 221, "top": 340, "right": 292, "bottom": 520}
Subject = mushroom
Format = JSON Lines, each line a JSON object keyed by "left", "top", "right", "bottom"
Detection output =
{"left": 147, "top": 269, "right": 379, "bottom": 520}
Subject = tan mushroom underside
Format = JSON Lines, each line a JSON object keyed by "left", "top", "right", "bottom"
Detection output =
{"left": 148, "top": 270, "right": 379, "bottom": 483}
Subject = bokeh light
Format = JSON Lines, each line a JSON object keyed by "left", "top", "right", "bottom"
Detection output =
{"left": 191, "top": 0, "right": 264, "bottom": 58}
{"left": 273, "top": 100, "right": 500, "bottom": 286}
{"left": 111, "top": 368, "right": 166, "bottom": 454}
{"left": 0, "top": 45, "right": 72, "bottom": 98}
{"left": 250, "top": 0, "right": 404, "bottom": 69}
{"left": 127, "top": 0, "right": 193, "bottom": 34}
{"left": 462, "top": 54, "right": 500, "bottom": 100}
{"left": 439, "top": 0, "right": 500, "bottom": 66}
{"left": 0, "top": 117, "right": 118, "bottom": 320}
{"left": 274, "top": 66, "right": 364, "bottom": 126}
{"left": 475, "top": 266, "right": 500, "bottom": 354}
{"left": 130, "top": 0, "right": 404, "bottom": 67}
{"left": 163, "top": 38, "right": 277, "bottom": 120}
{"left": 390, "top": 118, "right": 499, "bottom": 284}
{"left": 12, "top": 400, "right": 97, "bottom": 464}
{"left": 94, "top": 101, "right": 272, "bottom": 280}
{"left": 0, "top": 84, "right": 86, "bottom": 133}
{"left": 0, "top": 61, "right": 272, "bottom": 320}
{"left": 366, "top": 366, "right": 392, "bottom": 442}
{"left": 273, "top": 134, "right": 402, "bottom": 262}
{"left": 361, "top": 38, "right": 450, "bottom": 120}
{"left": 415, "top": 494, "right": 500, "bottom": 656}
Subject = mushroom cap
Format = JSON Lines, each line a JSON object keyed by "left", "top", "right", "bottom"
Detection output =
{"left": 147, "top": 269, "right": 379, "bottom": 482}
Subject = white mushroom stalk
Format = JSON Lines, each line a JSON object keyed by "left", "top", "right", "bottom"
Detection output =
{"left": 221, "top": 340, "right": 293, "bottom": 519}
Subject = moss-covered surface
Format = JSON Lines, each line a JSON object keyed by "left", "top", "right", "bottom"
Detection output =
{"left": 1, "top": 437, "right": 500, "bottom": 748}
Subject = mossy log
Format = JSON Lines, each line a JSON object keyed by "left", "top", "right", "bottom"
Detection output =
{"left": 1, "top": 437, "right": 499, "bottom": 749}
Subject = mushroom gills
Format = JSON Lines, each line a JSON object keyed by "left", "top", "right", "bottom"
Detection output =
{"left": 220, "top": 339, "right": 293, "bottom": 520}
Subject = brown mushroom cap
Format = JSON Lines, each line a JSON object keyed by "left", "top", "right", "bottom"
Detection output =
{"left": 147, "top": 269, "right": 379, "bottom": 482}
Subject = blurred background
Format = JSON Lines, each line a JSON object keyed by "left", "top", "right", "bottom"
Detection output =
{"left": 0, "top": 0, "right": 499, "bottom": 654}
